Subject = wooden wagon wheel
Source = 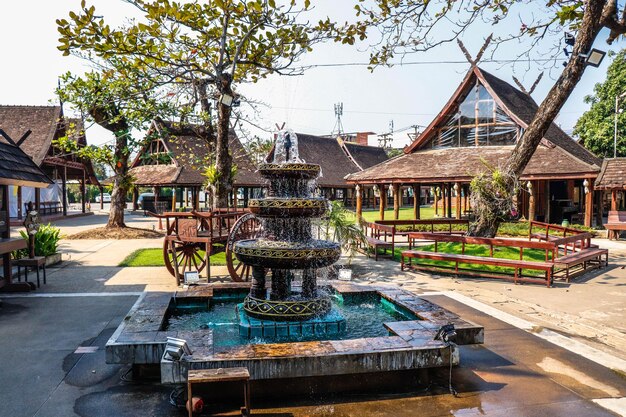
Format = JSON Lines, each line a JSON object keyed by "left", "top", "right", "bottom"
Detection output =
{"left": 163, "top": 239, "right": 208, "bottom": 278}
{"left": 226, "top": 213, "right": 262, "bottom": 282}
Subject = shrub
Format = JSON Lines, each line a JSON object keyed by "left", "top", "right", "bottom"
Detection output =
{"left": 19, "top": 223, "right": 61, "bottom": 257}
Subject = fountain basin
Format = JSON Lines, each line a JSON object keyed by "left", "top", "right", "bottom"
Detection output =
{"left": 233, "top": 239, "right": 341, "bottom": 269}
{"left": 248, "top": 197, "right": 328, "bottom": 217}
{"left": 105, "top": 282, "right": 484, "bottom": 387}
{"left": 242, "top": 295, "right": 331, "bottom": 321}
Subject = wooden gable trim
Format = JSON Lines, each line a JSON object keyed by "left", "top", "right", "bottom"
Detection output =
{"left": 404, "top": 67, "right": 477, "bottom": 153}
{"left": 130, "top": 120, "right": 178, "bottom": 169}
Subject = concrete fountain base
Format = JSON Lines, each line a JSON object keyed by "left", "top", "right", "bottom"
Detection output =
{"left": 105, "top": 282, "right": 483, "bottom": 388}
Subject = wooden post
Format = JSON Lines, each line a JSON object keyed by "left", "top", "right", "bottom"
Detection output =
{"left": 455, "top": 182, "right": 461, "bottom": 219}
{"left": 528, "top": 181, "right": 536, "bottom": 222}
{"left": 16, "top": 186, "right": 23, "bottom": 219}
{"left": 463, "top": 185, "right": 468, "bottom": 214}
{"left": 393, "top": 183, "right": 400, "bottom": 220}
{"left": 447, "top": 183, "right": 452, "bottom": 219}
{"left": 544, "top": 180, "right": 551, "bottom": 224}
{"left": 35, "top": 188, "right": 41, "bottom": 213}
{"left": 81, "top": 169, "right": 86, "bottom": 213}
{"left": 584, "top": 180, "right": 593, "bottom": 227}
{"left": 62, "top": 165, "right": 68, "bottom": 216}
{"left": 355, "top": 185, "right": 363, "bottom": 221}
{"left": 132, "top": 187, "right": 139, "bottom": 211}
{"left": 611, "top": 190, "right": 617, "bottom": 211}
{"left": 99, "top": 187, "right": 104, "bottom": 210}
{"left": 194, "top": 187, "right": 200, "bottom": 210}
{"left": 434, "top": 187, "right": 439, "bottom": 217}
{"left": 441, "top": 184, "right": 446, "bottom": 217}
{"left": 413, "top": 184, "right": 420, "bottom": 220}
{"left": 233, "top": 186, "right": 238, "bottom": 209}
{"left": 171, "top": 187, "right": 177, "bottom": 211}
{"left": 379, "top": 184, "right": 386, "bottom": 221}
{"left": 243, "top": 187, "right": 249, "bottom": 208}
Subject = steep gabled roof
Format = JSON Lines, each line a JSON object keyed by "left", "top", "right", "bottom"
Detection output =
{"left": 403, "top": 66, "right": 601, "bottom": 169}
{"left": 0, "top": 105, "right": 62, "bottom": 165}
{"left": 0, "top": 141, "right": 53, "bottom": 188}
{"left": 265, "top": 133, "right": 389, "bottom": 188}
{"left": 129, "top": 120, "right": 264, "bottom": 187}
{"left": 595, "top": 158, "right": 626, "bottom": 190}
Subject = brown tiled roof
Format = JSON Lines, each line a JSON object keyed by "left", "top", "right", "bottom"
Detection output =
{"left": 403, "top": 67, "right": 601, "bottom": 170}
{"left": 0, "top": 141, "right": 53, "bottom": 188}
{"left": 343, "top": 142, "right": 389, "bottom": 170}
{"left": 346, "top": 145, "right": 598, "bottom": 183}
{"left": 130, "top": 120, "right": 264, "bottom": 187}
{"left": 0, "top": 105, "right": 62, "bottom": 164}
{"left": 595, "top": 158, "right": 626, "bottom": 190}
{"left": 266, "top": 134, "right": 389, "bottom": 188}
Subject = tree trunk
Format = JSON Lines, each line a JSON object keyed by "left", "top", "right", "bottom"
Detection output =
{"left": 213, "top": 74, "right": 234, "bottom": 209}
{"left": 469, "top": 0, "right": 605, "bottom": 237}
{"left": 89, "top": 104, "right": 131, "bottom": 229}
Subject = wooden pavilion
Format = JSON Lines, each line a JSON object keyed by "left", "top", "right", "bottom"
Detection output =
{"left": 265, "top": 133, "right": 389, "bottom": 207}
{"left": 346, "top": 66, "right": 602, "bottom": 226}
{"left": 0, "top": 140, "right": 53, "bottom": 292}
{"left": 128, "top": 120, "right": 264, "bottom": 210}
{"left": 0, "top": 106, "right": 101, "bottom": 218}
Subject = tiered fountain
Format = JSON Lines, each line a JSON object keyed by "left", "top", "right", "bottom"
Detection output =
{"left": 234, "top": 130, "right": 345, "bottom": 334}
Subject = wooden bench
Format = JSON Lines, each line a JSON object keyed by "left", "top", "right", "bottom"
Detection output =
{"left": 555, "top": 248, "right": 609, "bottom": 281}
{"left": 361, "top": 221, "right": 395, "bottom": 261}
{"left": 187, "top": 367, "right": 250, "bottom": 417}
{"left": 402, "top": 232, "right": 556, "bottom": 286}
{"left": 376, "top": 218, "right": 469, "bottom": 236}
{"left": 401, "top": 250, "right": 554, "bottom": 286}
{"left": 605, "top": 211, "right": 626, "bottom": 240}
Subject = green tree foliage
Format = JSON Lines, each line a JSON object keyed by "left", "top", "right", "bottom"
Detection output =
{"left": 244, "top": 135, "right": 274, "bottom": 164}
{"left": 57, "top": 0, "right": 332, "bottom": 208}
{"left": 55, "top": 68, "right": 171, "bottom": 227}
{"left": 574, "top": 51, "right": 626, "bottom": 158}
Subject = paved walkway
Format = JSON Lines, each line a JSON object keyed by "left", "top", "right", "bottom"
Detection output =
{"left": 0, "top": 212, "right": 625, "bottom": 416}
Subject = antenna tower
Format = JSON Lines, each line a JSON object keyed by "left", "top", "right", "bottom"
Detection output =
{"left": 331, "top": 102, "right": 344, "bottom": 137}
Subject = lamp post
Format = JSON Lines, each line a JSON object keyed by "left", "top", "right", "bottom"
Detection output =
{"left": 614, "top": 91, "right": 626, "bottom": 158}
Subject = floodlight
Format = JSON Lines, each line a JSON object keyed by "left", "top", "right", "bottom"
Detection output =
{"left": 164, "top": 337, "right": 192, "bottom": 361}
{"left": 219, "top": 93, "right": 234, "bottom": 107}
{"left": 581, "top": 48, "right": 606, "bottom": 67}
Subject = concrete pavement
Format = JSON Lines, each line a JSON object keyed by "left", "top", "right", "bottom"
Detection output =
{"left": 1, "top": 212, "right": 625, "bottom": 416}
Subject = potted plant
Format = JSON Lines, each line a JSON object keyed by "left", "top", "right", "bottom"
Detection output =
{"left": 18, "top": 223, "right": 62, "bottom": 266}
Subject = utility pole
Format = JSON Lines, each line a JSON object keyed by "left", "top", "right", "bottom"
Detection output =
{"left": 377, "top": 120, "right": 394, "bottom": 149}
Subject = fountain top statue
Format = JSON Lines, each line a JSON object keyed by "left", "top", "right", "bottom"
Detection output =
{"left": 272, "top": 129, "right": 300, "bottom": 164}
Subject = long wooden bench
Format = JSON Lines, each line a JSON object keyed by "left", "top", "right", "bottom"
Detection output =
{"left": 402, "top": 230, "right": 608, "bottom": 286}
{"left": 401, "top": 249, "right": 554, "bottom": 287}
{"left": 605, "top": 211, "right": 626, "bottom": 240}
{"left": 376, "top": 219, "right": 470, "bottom": 236}
{"left": 361, "top": 221, "right": 395, "bottom": 261}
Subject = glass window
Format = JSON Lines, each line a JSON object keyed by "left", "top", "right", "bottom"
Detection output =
{"left": 423, "top": 80, "right": 518, "bottom": 148}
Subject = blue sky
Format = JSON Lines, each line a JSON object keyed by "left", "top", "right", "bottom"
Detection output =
{"left": 0, "top": 1, "right": 623, "bottom": 149}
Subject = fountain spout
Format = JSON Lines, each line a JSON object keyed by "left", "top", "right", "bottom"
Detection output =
{"left": 273, "top": 130, "right": 300, "bottom": 164}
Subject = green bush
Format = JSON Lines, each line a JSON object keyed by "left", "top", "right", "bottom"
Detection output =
{"left": 19, "top": 223, "right": 61, "bottom": 257}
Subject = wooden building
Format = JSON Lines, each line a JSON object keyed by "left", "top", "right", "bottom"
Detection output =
{"left": 346, "top": 66, "right": 602, "bottom": 226}
{"left": 0, "top": 140, "right": 53, "bottom": 292}
{"left": 266, "top": 133, "right": 389, "bottom": 207}
{"left": 128, "top": 120, "right": 264, "bottom": 210}
{"left": 0, "top": 106, "right": 101, "bottom": 218}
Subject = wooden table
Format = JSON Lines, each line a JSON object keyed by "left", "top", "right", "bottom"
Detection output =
{"left": 187, "top": 367, "right": 251, "bottom": 417}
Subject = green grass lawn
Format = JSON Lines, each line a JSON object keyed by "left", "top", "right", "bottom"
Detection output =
{"left": 391, "top": 242, "right": 549, "bottom": 277}
{"left": 119, "top": 248, "right": 227, "bottom": 267}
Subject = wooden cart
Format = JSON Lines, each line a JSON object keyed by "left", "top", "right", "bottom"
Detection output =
{"left": 150, "top": 210, "right": 260, "bottom": 284}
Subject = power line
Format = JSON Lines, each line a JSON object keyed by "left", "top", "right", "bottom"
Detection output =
{"left": 298, "top": 57, "right": 559, "bottom": 69}
{"left": 269, "top": 106, "right": 436, "bottom": 116}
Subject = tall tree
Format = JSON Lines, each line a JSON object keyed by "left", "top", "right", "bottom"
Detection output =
{"left": 575, "top": 50, "right": 626, "bottom": 158}
{"left": 56, "top": 68, "right": 169, "bottom": 228}
{"left": 57, "top": 0, "right": 332, "bottom": 208}
{"left": 336, "top": 0, "right": 626, "bottom": 236}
